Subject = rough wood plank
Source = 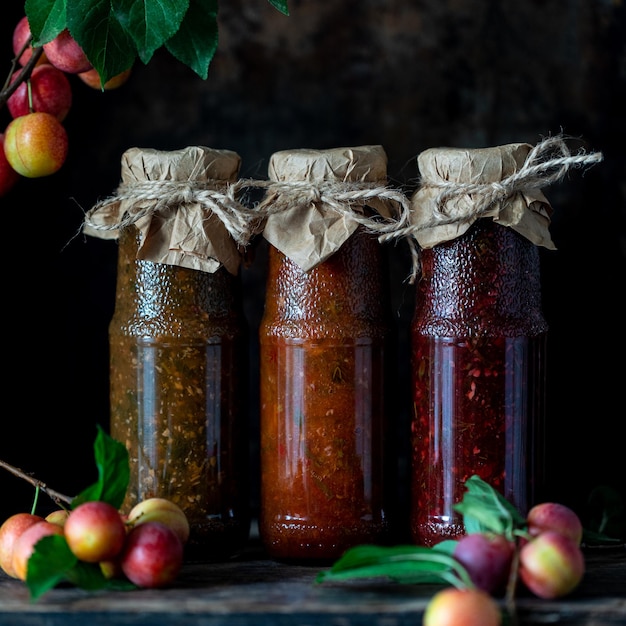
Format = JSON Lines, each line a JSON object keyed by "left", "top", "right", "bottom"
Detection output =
{"left": 0, "top": 546, "right": 623, "bottom": 625}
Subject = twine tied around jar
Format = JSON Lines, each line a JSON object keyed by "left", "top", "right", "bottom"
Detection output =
{"left": 84, "top": 178, "right": 254, "bottom": 247}
{"left": 246, "top": 178, "right": 421, "bottom": 283}
{"left": 376, "top": 135, "right": 604, "bottom": 278}
{"left": 409, "top": 135, "right": 603, "bottom": 232}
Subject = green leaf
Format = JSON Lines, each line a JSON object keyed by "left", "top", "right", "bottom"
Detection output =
{"left": 316, "top": 544, "right": 473, "bottom": 588}
{"left": 27, "top": 536, "right": 135, "bottom": 600}
{"left": 113, "top": 0, "right": 190, "bottom": 64}
{"left": 165, "top": 0, "right": 218, "bottom": 80}
{"left": 454, "top": 475, "right": 525, "bottom": 539}
{"left": 64, "top": 560, "right": 117, "bottom": 590}
{"left": 585, "top": 485, "right": 626, "bottom": 543}
{"left": 25, "top": 0, "right": 67, "bottom": 45}
{"left": 25, "top": 0, "right": 290, "bottom": 84}
{"left": 430, "top": 539, "right": 458, "bottom": 555}
{"left": 267, "top": 0, "right": 289, "bottom": 16}
{"left": 317, "top": 476, "right": 534, "bottom": 589}
{"left": 26, "top": 535, "right": 77, "bottom": 601}
{"left": 72, "top": 425, "right": 130, "bottom": 509}
{"left": 67, "top": 0, "right": 137, "bottom": 84}
{"left": 325, "top": 544, "right": 427, "bottom": 572}
{"left": 317, "top": 561, "right": 460, "bottom": 586}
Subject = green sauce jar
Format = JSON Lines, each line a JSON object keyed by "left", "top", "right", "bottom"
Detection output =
{"left": 86, "top": 146, "right": 251, "bottom": 560}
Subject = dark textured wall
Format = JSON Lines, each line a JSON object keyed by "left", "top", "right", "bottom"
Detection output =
{"left": 1, "top": 1, "right": 625, "bottom": 535}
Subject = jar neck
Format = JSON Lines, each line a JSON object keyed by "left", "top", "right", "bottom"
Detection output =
{"left": 114, "top": 226, "right": 241, "bottom": 320}
{"left": 413, "top": 219, "right": 548, "bottom": 336}
{"left": 262, "top": 229, "right": 391, "bottom": 334}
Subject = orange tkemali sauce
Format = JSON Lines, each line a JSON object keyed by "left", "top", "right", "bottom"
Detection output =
{"left": 259, "top": 229, "right": 392, "bottom": 562}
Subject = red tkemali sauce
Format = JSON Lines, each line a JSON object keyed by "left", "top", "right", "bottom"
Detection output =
{"left": 410, "top": 219, "right": 548, "bottom": 546}
{"left": 259, "top": 229, "right": 392, "bottom": 562}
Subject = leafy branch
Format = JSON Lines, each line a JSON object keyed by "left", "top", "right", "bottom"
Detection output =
{"left": 0, "top": 425, "right": 132, "bottom": 599}
{"left": 316, "top": 477, "right": 624, "bottom": 622}
{"left": 22, "top": 0, "right": 289, "bottom": 86}
{"left": 316, "top": 476, "right": 533, "bottom": 623}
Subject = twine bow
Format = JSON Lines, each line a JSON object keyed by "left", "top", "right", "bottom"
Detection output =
{"left": 84, "top": 178, "right": 253, "bottom": 247}
{"left": 247, "top": 178, "right": 420, "bottom": 282}
{"left": 420, "top": 135, "right": 603, "bottom": 229}
{"left": 249, "top": 178, "right": 411, "bottom": 234}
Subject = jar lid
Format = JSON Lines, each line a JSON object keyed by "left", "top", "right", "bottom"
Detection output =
{"left": 268, "top": 145, "right": 387, "bottom": 183}
{"left": 417, "top": 143, "right": 532, "bottom": 185}
{"left": 121, "top": 146, "right": 241, "bottom": 183}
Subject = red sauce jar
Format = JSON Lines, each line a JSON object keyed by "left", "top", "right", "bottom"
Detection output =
{"left": 88, "top": 146, "right": 251, "bottom": 560}
{"left": 258, "top": 146, "right": 395, "bottom": 562}
{"left": 409, "top": 144, "right": 553, "bottom": 546}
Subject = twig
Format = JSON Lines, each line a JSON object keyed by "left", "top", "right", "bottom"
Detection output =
{"left": 0, "top": 459, "right": 73, "bottom": 508}
{"left": 0, "top": 37, "right": 44, "bottom": 110}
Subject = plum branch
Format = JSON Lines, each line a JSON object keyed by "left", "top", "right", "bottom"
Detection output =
{"left": 0, "top": 458, "right": 73, "bottom": 508}
{"left": 0, "top": 35, "right": 43, "bottom": 110}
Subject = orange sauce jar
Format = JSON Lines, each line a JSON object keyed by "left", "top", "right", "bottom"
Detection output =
{"left": 258, "top": 146, "right": 396, "bottom": 562}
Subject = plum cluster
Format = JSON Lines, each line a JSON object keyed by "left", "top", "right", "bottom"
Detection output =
{"left": 423, "top": 501, "right": 586, "bottom": 626}
{"left": 0, "top": 16, "right": 131, "bottom": 196}
{"left": 0, "top": 497, "right": 188, "bottom": 589}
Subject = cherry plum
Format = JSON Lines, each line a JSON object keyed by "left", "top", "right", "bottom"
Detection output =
{"left": 423, "top": 587, "right": 501, "bottom": 626}
{"left": 78, "top": 67, "right": 132, "bottom": 91}
{"left": 11, "top": 521, "right": 64, "bottom": 581}
{"left": 12, "top": 16, "right": 47, "bottom": 67}
{"left": 4, "top": 111, "right": 68, "bottom": 178}
{"left": 527, "top": 502, "right": 583, "bottom": 545}
{"left": 0, "top": 513, "right": 43, "bottom": 577}
{"left": 519, "top": 530, "right": 585, "bottom": 599}
{"left": 453, "top": 532, "right": 514, "bottom": 596}
{"left": 121, "top": 522, "right": 183, "bottom": 589}
{"left": 7, "top": 63, "right": 72, "bottom": 121}
{"left": 127, "top": 498, "right": 189, "bottom": 545}
{"left": 64, "top": 501, "right": 126, "bottom": 563}
{"left": 43, "top": 29, "right": 92, "bottom": 74}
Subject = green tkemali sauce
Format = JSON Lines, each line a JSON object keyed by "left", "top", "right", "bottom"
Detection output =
{"left": 109, "top": 226, "right": 250, "bottom": 560}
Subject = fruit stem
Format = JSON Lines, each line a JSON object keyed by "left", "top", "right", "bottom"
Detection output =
{"left": 30, "top": 486, "right": 41, "bottom": 516}
{"left": 27, "top": 79, "right": 33, "bottom": 113}
{"left": 0, "top": 458, "right": 73, "bottom": 507}
{"left": 504, "top": 542, "right": 521, "bottom": 626}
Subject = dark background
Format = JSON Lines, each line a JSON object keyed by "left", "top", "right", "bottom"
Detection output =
{"left": 1, "top": 1, "right": 625, "bottom": 537}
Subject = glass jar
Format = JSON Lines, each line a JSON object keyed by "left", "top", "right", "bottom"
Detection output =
{"left": 409, "top": 144, "right": 552, "bottom": 546}
{"left": 258, "top": 146, "right": 395, "bottom": 562}
{"left": 94, "top": 146, "right": 250, "bottom": 560}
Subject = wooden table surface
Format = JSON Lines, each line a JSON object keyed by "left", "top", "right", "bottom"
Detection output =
{"left": 0, "top": 540, "right": 624, "bottom": 626}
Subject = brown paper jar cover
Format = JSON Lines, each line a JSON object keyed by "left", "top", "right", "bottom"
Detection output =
{"left": 261, "top": 145, "right": 395, "bottom": 271}
{"left": 410, "top": 143, "right": 555, "bottom": 251}
{"left": 84, "top": 145, "right": 244, "bottom": 275}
